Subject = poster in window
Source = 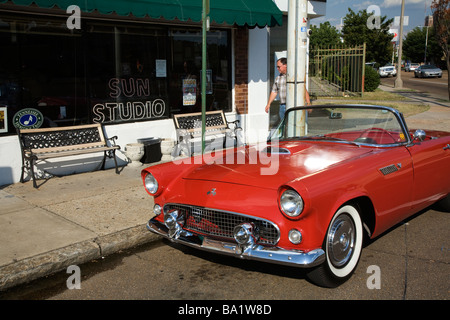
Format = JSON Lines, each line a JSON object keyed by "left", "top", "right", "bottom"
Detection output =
{"left": 183, "top": 78, "right": 197, "bottom": 106}
{"left": 156, "top": 59, "right": 167, "bottom": 78}
{"left": 0, "top": 107, "right": 7, "bottom": 133}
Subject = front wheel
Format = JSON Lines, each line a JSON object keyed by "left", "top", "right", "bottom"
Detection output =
{"left": 307, "top": 204, "right": 363, "bottom": 288}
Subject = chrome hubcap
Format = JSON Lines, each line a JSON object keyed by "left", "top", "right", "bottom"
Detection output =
{"left": 327, "top": 214, "right": 356, "bottom": 268}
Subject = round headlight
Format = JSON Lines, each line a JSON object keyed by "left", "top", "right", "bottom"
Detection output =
{"left": 144, "top": 173, "right": 158, "bottom": 194}
{"left": 280, "top": 189, "right": 304, "bottom": 217}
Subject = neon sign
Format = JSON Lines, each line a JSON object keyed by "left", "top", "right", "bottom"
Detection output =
{"left": 108, "top": 78, "right": 150, "bottom": 98}
{"left": 92, "top": 78, "right": 166, "bottom": 124}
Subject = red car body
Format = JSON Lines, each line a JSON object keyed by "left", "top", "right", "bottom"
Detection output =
{"left": 142, "top": 105, "right": 450, "bottom": 287}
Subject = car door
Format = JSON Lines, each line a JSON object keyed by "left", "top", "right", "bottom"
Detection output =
{"left": 407, "top": 136, "right": 450, "bottom": 210}
{"left": 368, "top": 146, "right": 415, "bottom": 235}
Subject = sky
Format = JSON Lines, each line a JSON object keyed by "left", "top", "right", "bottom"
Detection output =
{"left": 310, "top": 0, "right": 435, "bottom": 35}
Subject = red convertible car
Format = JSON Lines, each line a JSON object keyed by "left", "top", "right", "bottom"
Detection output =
{"left": 142, "top": 105, "right": 450, "bottom": 287}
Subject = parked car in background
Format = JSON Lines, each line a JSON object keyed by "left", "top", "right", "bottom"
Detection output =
{"left": 414, "top": 65, "right": 443, "bottom": 78}
{"left": 142, "top": 105, "right": 450, "bottom": 288}
{"left": 405, "top": 63, "right": 420, "bottom": 72}
{"left": 365, "top": 62, "right": 377, "bottom": 70}
{"left": 378, "top": 64, "right": 397, "bottom": 77}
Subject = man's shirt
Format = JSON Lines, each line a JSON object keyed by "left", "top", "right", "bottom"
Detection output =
{"left": 271, "top": 73, "right": 286, "bottom": 104}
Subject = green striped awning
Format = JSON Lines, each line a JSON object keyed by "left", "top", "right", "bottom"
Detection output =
{"left": 0, "top": 0, "right": 283, "bottom": 27}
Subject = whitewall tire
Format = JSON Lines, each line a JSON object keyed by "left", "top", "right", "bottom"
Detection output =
{"left": 307, "top": 204, "right": 363, "bottom": 288}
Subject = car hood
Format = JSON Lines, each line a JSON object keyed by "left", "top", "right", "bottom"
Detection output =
{"left": 183, "top": 142, "right": 373, "bottom": 189}
{"left": 422, "top": 68, "right": 441, "bottom": 72}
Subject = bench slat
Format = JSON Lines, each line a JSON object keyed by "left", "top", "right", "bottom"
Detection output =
{"left": 26, "top": 146, "right": 120, "bottom": 159}
{"left": 173, "top": 110, "right": 228, "bottom": 132}
{"left": 19, "top": 123, "right": 102, "bottom": 134}
{"left": 184, "top": 126, "right": 228, "bottom": 134}
{"left": 28, "top": 141, "right": 107, "bottom": 154}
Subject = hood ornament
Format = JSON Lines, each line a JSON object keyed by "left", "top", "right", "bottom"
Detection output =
{"left": 207, "top": 188, "right": 216, "bottom": 196}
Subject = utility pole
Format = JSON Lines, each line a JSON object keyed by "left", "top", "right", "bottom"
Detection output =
{"left": 201, "top": 0, "right": 210, "bottom": 154}
{"left": 394, "top": 0, "right": 405, "bottom": 88}
{"left": 424, "top": 25, "right": 429, "bottom": 64}
{"left": 286, "top": 0, "right": 308, "bottom": 136}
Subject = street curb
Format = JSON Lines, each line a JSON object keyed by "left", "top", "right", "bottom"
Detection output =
{"left": 0, "top": 224, "right": 161, "bottom": 291}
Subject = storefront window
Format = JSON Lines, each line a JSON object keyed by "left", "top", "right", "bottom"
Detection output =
{"left": 169, "top": 29, "right": 231, "bottom": 114}
{"left": 0, "top": 14, "right": 85, "bottom": 132}
{"left": 0, "top": 12, "right": 232, "bottom": 136}
{"left": 87, "top": 24, "right": 169, "bottom": 124}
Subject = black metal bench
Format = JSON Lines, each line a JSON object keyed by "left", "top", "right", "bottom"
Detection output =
{"left": 172, "top": 110, "right": 242, "bottom": 157}
{"left": 17, "top": 124, "right": 120, "bottom": 188}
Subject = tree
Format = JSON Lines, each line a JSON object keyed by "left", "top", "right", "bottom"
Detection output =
{"left": 309, "top": 21, "right": 341, "bottom": 49}
{"left": 342, "top": 9, "right": 394, "bottom": 65}
{"left": 403, "top": 27, "right": 441, "bottom": 64}
{"left": 431, "top": 0, "right": 449, "bottom": 99}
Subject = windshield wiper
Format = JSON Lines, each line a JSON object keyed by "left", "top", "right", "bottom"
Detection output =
{"left": 285, "top": 135, "right": 360, "bottom": 146}
{"left": 324, "top": 137, "right": 360, "bottom": 147}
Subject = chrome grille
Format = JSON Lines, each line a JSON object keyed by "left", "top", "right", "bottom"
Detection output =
{"left": 164, "top": 204, "right": 279, "bottom": 246}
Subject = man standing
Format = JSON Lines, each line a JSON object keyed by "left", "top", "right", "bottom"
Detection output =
{"left": 265, "top": 58, "right": 287, "bottom": 121}
{"left": 265, "top": 57, "right": 311, "bottom": 121}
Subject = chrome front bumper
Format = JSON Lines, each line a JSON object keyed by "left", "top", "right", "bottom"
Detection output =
{"left": 147, "top": 218, "right": 325, "bottom": 269}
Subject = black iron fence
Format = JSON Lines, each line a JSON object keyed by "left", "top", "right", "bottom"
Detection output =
{"left": 309, "top": 44, "right": 366, "bottom": 97}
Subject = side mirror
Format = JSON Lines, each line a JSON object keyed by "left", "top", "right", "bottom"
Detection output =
{"left": 413, "top": 129, "right": 426, "bottom": 142}
{"left": 329, "top": 112, "right": 342, "bottom": 119}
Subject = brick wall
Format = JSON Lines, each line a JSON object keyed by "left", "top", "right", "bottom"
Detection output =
{"left": 234, "top": 28, "right": 248, "bottom": 114}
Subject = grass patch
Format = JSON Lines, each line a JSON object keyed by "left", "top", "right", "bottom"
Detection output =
{"left": 317, "top": 89, "right": 409, "bottom": 101}
{"left": 315, "top": 88, "right": 430, "bottom": 117}
{"left": 361, "top": 89, "right": 410, "bottom": 101}
{"left": 383, "top": 103, "right": 430, "bottom": 117}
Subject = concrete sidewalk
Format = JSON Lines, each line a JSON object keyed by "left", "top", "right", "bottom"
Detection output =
{"left": 0, "top": 87, "right": 449, "bottom": 292}
{"left": 0, "top": 165, "right": 159, "bottom": 291}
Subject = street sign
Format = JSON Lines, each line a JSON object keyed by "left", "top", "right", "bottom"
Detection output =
{"left": 394, "top": 16, "right": 409, "bottom": 27}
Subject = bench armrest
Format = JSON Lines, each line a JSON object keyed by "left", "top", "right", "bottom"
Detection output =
{"left": 175, "top": 129, "right": 191, "bottom": 142}
{"left": 226, "top": 119, "right": 242, "bottom": 133}
{"left": 226, "top": 119, "right": 240, "bottom": 128}
{"left": 107, "top": 135, "right": 118, "bottom": 146}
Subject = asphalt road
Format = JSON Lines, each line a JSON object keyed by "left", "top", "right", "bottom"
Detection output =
{"left": 380, "top": 70, "right": 449, "bottom": 101}
{"left": 1, "top": 206, "right": 448, "bottom": 303}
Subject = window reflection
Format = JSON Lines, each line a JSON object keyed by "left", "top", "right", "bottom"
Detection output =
{"left": 0, "top": 14, "right": 232, "bottom": 135}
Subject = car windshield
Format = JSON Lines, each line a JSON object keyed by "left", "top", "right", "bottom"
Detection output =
{"left": 421, "top": 65, "right": 437, "bottom": 69}
{"left": 270, "top": 105, "right": 409, "bottom": 146}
